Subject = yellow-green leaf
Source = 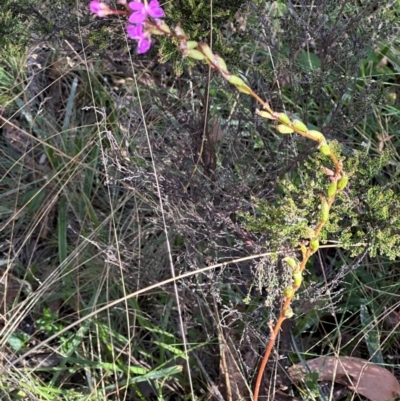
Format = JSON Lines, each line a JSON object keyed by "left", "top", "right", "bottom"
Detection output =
{"left": 257, "top": 110, "right": 274, "bottom": 119}
{"left": 277, "top": 124, "right": 294, "bottom": 134}
{"left": 292, "top": 119, "right": 308, "bottom": 133}
{"left": 186, "top": 49, "right": 205, "bottom": 60}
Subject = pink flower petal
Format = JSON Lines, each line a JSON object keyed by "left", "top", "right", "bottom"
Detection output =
{"left": 126, "top": 23, "right": 151, "bottom": 54}
{"left": 147, "top": 0, "right": 165, "bottom": 19}
{"left": 126, "top": 24, "right": 143, "bottom": 40}
{"left": 89, "top": 1, "right": 101, "bottom": 13}
{"left": 128, "top": 1, "right": 147, "bottom": 23}
{"left": 89, "top": 1, "right": 110, "bottom": 17}
{"left": 128, "top": 1, "right": 145, "bottom": 11}
{"left": 129, "top": 13, "right": 147, "bottom": 23}
{"left": 137, "top": 38, "right": 151, "bottom": 53}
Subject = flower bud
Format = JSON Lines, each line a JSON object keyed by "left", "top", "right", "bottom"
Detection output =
{"left": 283, "top": 257, "right": 299, "bottom": 270}
{"left": 90, "top": 1, "right": 111, "bottom": 17}
{"left": 186, "top": 49, "right": 205, "bottom": 60}
{"left": 227, "top": 75, "right": 245, "bottom": 86}
{"left": 213, "top": 55, "right": 228, "bottom": 73}
{"left": 256, "top": 109, "right": 274, "bottom": 119}
{"left": 328, "top": 181, "right": 337, "bottom": 197}
{"left": 198, "top": 42, "right": 214, "bottom": 62}
{"left": 337, "top": 174, "right": 349, "bottom": 190}
{"left": 321, "top": 197, "right": 329, "bottom": 222}
{"left": 284, "top": 307, "right": 294, "bottom": 318}
{"left": 156, "top": 20, "right": 171, "bottom": 34}
{"left": 283, "top": 286, "right": 295, "bottom": 298}
{"left": 310, "top": 238, "right": 319, "bottom": 252}
{"left": 293, "top": 271, "right": 303, "bottom": 288}
{"left": 236, "top": 83, "right": 253, "bottom": 95}
{"left": 307, "top": 130, "right": 325, "bottom": 142}
{"left": 186, "top": 41, "right": 198, "bottom": 50}
{"left": 320, "top": 143, "right": 331, "bottom": 156}
{"left": 226, "top": 74, "right": 253, "bottom": 94}
{"left": 276, "top": 124, "right": 294, "bottom": 134}
{"left": 291, "top": 119, "right": 308, "bottom": 133}
{"left": 174, "top": 23, "right": 186, "bottom": 37}
{"left": 276, "top": 113, "right": 291, "bottom": 125}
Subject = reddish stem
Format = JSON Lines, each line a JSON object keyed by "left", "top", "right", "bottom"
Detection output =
{"left": 253, "top": 296, "right": 291, "bottom": 400}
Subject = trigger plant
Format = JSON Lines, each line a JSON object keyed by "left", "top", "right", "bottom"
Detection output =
{"left": 89, "top": 2, "right": 350, "bottom": 400}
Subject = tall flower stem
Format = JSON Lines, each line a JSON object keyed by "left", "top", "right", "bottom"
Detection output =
{"left": 89, "top": 4, "right": 349, "bottom": 401}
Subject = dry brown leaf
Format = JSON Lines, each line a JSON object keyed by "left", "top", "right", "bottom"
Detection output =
{"left": 289, "top": 356, "right": 400, "bottom": 401}
{"left": 376, "top": 132, "right": 394, "bottom": 152}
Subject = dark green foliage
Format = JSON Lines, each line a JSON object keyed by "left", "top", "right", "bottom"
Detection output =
{"left": 242, "top": 144, "right": 400, "bottom": 260}
{"left": 338, "top": 150, "right": 400, "bottom": 259}
{"left": 0, "top": 0, "right": 96, "bottom": 55}
{"left": 159, "top": 0, "right": 264, "bottom": 74}
{"left": 239, "top": 1, "right": 400, "bottom": 263}
{"left": 0, "top": 0, "right": 31, "bottom": 52}
{"left": 253, "top": 0, "right": 396, "bottom": 138}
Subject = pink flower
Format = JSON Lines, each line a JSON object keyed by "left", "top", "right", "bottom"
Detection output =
{"left": 128, "top": 0, "right": 165, "bottom": 24}
{"left": 126, "top": 24, "right": 151, "bottom": 54}
{"left": 89, "top": 1, "right": 110, "bottom": 17}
